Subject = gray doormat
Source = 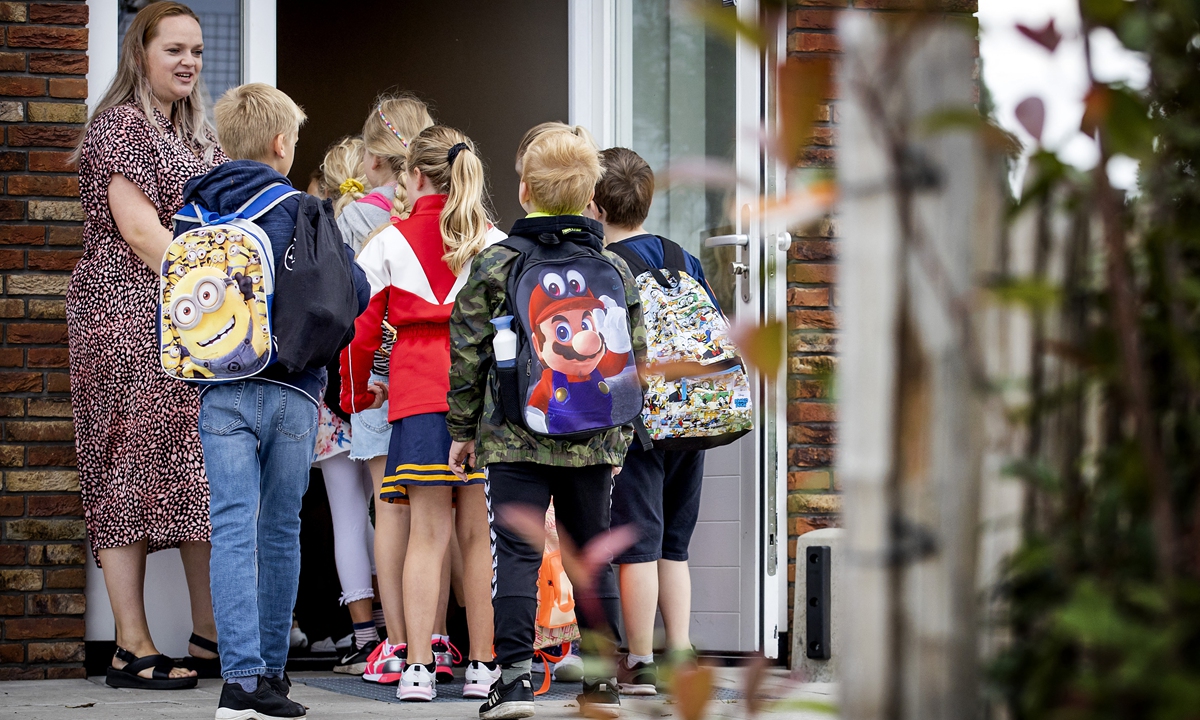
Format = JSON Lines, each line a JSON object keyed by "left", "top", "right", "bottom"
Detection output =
{"left": 300, "top": 676, "right": 746, "bottom": 704}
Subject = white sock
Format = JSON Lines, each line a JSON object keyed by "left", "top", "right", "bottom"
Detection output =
{"left": 626, "top": 653, "right": 654, "bottom": 668}
{"left": 433, "top": 634, "right": 450, "bottom": 646}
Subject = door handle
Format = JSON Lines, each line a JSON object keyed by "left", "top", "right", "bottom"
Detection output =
{"left": 704, "top": 234, "right": 749, "bottom": 248}
{"left": 705, "top": 234, "right": 751, "bottom": 303}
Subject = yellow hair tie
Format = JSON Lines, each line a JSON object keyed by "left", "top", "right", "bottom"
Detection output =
{"left": 339, "top": 178, "right": 365, "bottom": 196}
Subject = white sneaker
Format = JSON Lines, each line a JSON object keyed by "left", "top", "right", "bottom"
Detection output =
{"left": 289, "top": 625, "right": 308, "bottom": 650}
{"left": 310, "top": 636, "right": 336, "bottom": 654}
{"left": 398, "top": 662, "right": 436, "bottom": 701}
{"left": 464, "top": 660, "right": 502, "bottom": 699}
{"left": 334, "top": 632, "right": 354, "bottom": 652}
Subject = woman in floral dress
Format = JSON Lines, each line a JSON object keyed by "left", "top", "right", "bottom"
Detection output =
{"left": 68, "top": 2, "right": 224, "bottom": 688}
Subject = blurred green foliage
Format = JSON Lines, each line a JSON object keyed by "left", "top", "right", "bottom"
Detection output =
{"left": 992, "top": 2, "right": 1200, "bottom": 718}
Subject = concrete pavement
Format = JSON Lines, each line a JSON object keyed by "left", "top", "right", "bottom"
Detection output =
{"left": 0, "top": 671, "right": 837, "bottom": 719}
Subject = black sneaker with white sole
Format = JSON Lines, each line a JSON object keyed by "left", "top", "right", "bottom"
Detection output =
{"left": 478, "top": 673, "right": 536, "bottom": 720}
{"left": 577, "top": 678, "right": 621, "bottom": 719}
{"left": 263, "top": 672, "right": 292, "bottom": 699}
{"left": 616, "top": 657, "right": 657, "bottom": 696}
{"left": 215, "top": 680, "right": 306, "bottom": 720}
{"left": 335, "top": 640, "right": 379, "bottom": 675}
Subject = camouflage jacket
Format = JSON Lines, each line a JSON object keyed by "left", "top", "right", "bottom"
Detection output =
{"left": 446, "top": 215, "right": 647, "bottom": 468}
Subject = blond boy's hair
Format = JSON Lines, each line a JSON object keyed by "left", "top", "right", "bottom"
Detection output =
{"left": 515, "top": 121, "right": 596, "bottom": 174}
{"left": 521, "top": 131, "right": 603, "bottom": 216}
{"left": 214, "top": 83, "right": 306, "bottom": 161}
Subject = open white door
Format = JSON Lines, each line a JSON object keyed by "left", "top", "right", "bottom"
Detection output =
{"left": 571, "top": 0, "right": 786, "bottom": 656}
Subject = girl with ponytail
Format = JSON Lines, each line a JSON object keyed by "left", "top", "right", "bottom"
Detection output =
{"left": 340, "top": 125, "right": 505, "bottom": 701}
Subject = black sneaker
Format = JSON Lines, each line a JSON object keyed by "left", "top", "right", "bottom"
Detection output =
{"left": 577, "top": 678, "right": 621, "bottom": 718}
{"left": 478, "top": 673, "right": 535, "bottom": 720}
{"left": 216, "top": 680, "right": 306, "bottom": 719}
{"left": 616, "top": 656, "right": 657, "bottom": 696}
{"left": 335, "top": 639, "right": 379, "bottom": 675}
{"left": 263, "top": 672, "right": 292, "bottom": 699}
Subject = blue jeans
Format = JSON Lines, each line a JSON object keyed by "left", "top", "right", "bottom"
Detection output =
{"left": 199, "top": 381, "right": 318, "bottom": 680}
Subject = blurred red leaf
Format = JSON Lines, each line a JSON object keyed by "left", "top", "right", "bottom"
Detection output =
{"left": 728, "top": 320, "right": 786, "bottom": 377}
{"left": 1015, "top": 96, "right": 1046, "bottom": 142}
{"left": 743, "top": 655, "right": 770, "bottom": 718}
{"left": 778, "top": 57, "right": 833, "bottom": 166}
{"left": 672, "top": 664, "right": 715, "bottom": 720}
{"left": 1016, "top": 20, "right": 1062, "bottom": 52}
{"left": 1081, "top": 84, "right": 1111, "bottom": 138}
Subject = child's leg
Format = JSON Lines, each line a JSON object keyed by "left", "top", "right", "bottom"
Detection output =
{"left": 551, "top": 465, "right": 622, "bottom": 662}
{"left": 199, "top": 382, "right": 267, "bottom": 681}
{"left": 371, "top": 455, "right": 409, "bottom": 645}
{"left": 486, "top": 463, "right": 553, "bottom": 672}
{"left": 611, "top": 447, "right": 668, "bottom": 659}
{"left": 657, "top": 450, "right": 705, "bottom": 652}
{"left": 402, "top": 485, "right": 455, "bottom": 666}
{"left": 319, "top": 453, "right": 376, "bottom": 622}
{"left": 255, "top": 384, "right": 318, "bottom": 674}
{"left": 454, "top": 484, "right": 494, "bottom": 662}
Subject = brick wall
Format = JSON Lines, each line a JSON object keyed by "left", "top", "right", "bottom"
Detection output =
{"left": 0, "top": 0, "right": 88, "bottom": 681}
{"left": 782, "top": 0, "right": 977, "bottom": 631}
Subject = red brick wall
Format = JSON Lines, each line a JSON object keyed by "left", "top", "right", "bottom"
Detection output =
{"left": 782, "top": 0, "right": 977, "bottom": 633}
{"left": 0, "top": 0, "right": 88, "bottom": 681}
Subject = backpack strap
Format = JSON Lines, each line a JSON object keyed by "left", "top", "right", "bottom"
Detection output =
{"left": 608, "top": 239, "right": 681, "bottom": 290}
{"left": 657, "top": 236, "right": 689, "bottom": 274}
{"left": 236, "top": 183, "right": 300, "bottom": 221}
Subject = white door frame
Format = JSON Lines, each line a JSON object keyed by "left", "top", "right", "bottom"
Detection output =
{"left": 568, "top": 0, "right": 788, "bottom": 658}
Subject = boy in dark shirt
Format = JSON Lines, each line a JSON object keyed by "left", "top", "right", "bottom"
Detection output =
{"left": 175, "top": 83, "right": 369, "bottom": 720}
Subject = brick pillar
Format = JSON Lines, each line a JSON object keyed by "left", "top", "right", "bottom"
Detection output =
{"left": 783, "top": 0, "right": 976, "bottom": 632}
{"left": 0, "top": 0, "right": 88, "bottom": 681}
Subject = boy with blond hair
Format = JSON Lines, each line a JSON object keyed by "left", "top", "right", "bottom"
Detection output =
{"left": 447, "top": 129, "right": 646, "bottom": 720}
{"left": 176, "top": 83, "right": 368, "bottom": 720}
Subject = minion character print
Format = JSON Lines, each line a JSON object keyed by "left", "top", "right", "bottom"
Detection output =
{"left": 160, "top": 227, "right": 272, "bottom": 380}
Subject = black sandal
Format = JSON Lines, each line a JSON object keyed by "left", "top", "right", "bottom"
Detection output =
{"left": 106, "top": 646, "right": 198, "bottom": 690}
{"left": 175, "top": 633, "right": 221, "bottom": 679}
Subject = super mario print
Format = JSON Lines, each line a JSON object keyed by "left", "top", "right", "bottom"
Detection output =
{"left": 515, "top": 259, "right": 641, "bottom": 436}
{"left": 159, "top": 226, "right": 272, "bottom": 381}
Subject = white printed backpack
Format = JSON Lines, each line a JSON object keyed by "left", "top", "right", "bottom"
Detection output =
{"left": 608, "top": 237, "right": 752, "bottom": 450}
{"left": 160, "top": 183, "right": 297, "bottom": 382}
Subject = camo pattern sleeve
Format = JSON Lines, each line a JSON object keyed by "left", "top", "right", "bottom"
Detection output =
{"left": 446, "top": 244, "right": 642, "bottom": 468}
{"left": 446, "top": 244, "right": 511, "bottom": 443}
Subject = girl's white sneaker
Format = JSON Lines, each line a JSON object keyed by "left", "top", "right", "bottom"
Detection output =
{"left": 398, "top": 662, "right": 436, "bottom": 702}
{"left": 464, "top": 660, "right": 503, "bottom": 699}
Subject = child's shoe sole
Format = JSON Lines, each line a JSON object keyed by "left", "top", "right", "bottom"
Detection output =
{"left": 215, "top": 710, "right": 306, "bottom": 720}
{"left": 463, "top": 682, "right": 491, "bottom": 699}
{"left": 480, "top": 701, "right": 536, "bottom": 720}
{"left": 617, "top": 682, "right": 656, "bottom": 696}
{"left": 398, "top": 685, "right": 435, "bottom": 702}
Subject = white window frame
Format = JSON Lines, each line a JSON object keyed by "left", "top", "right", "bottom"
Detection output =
{"left": 85, "top": 0, "right": 276, "bottom": 114}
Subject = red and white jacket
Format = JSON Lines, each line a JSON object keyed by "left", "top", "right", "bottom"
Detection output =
{"left": 340, "top": 194, "right": 505, "bottom": 421}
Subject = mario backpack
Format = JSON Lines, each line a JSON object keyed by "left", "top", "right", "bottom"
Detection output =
{"left": 160, "top": 183, "right": 298, "bottom": 382}
{"left": 608, "top": 237, "right": 752, "bottom": 450}
{"left": 495, "top": 227, "right": 644, "bottom": 440}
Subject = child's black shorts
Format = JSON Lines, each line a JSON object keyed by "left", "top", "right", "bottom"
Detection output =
{"left": 609, "top": 447, "right": 705, "bottom": 563}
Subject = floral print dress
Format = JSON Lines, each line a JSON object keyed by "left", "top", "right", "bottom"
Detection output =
{"left": 68, "top": 103, "right": 226, "bottom": 563}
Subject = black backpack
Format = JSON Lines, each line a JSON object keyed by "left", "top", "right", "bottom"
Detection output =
{"left": 493, "top": 220, "right": 644, "bottom": 441}
{"left": 272, "top": 195, "right": 360, "bottom": 372}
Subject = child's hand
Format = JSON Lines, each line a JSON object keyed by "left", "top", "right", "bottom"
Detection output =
{"left": 366, "top": 381, "right": 388, "bottom": 410}
{"left": 448, "top": 440, "right": 477, "bottom": 481}
{"left": 612, "top": 466, "right": 622, "bottom": 477}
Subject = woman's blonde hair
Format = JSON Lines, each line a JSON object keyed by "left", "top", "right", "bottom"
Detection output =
{"left": 74, "top": 2, "right": 216, "bottom": 164}
{"left": 407, "top": 126, "right": 490, "bottom": 275}
{"left": 362, "top": 94, "right": 434, "bottom": 219}
{"left": 515, "top": 122, "right": 596, "bottom": 174}
{"left": 319, "top": 136, "right": 367, "bottom": 217}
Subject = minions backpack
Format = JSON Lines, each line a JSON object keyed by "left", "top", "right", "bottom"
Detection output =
{"left": 160, "top": 183, "right": 298, "bottom": 382}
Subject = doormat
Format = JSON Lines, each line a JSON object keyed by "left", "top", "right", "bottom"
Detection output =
{"left": 299, "top": 676, "right": 746, "bottom": 704}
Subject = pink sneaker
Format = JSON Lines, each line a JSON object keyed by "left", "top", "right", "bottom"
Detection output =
{"left": 362, "top": 641, "right": 406, "bottom": 685}
{"left": 433, "top": 638, "right": 462, "bottom": 684}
